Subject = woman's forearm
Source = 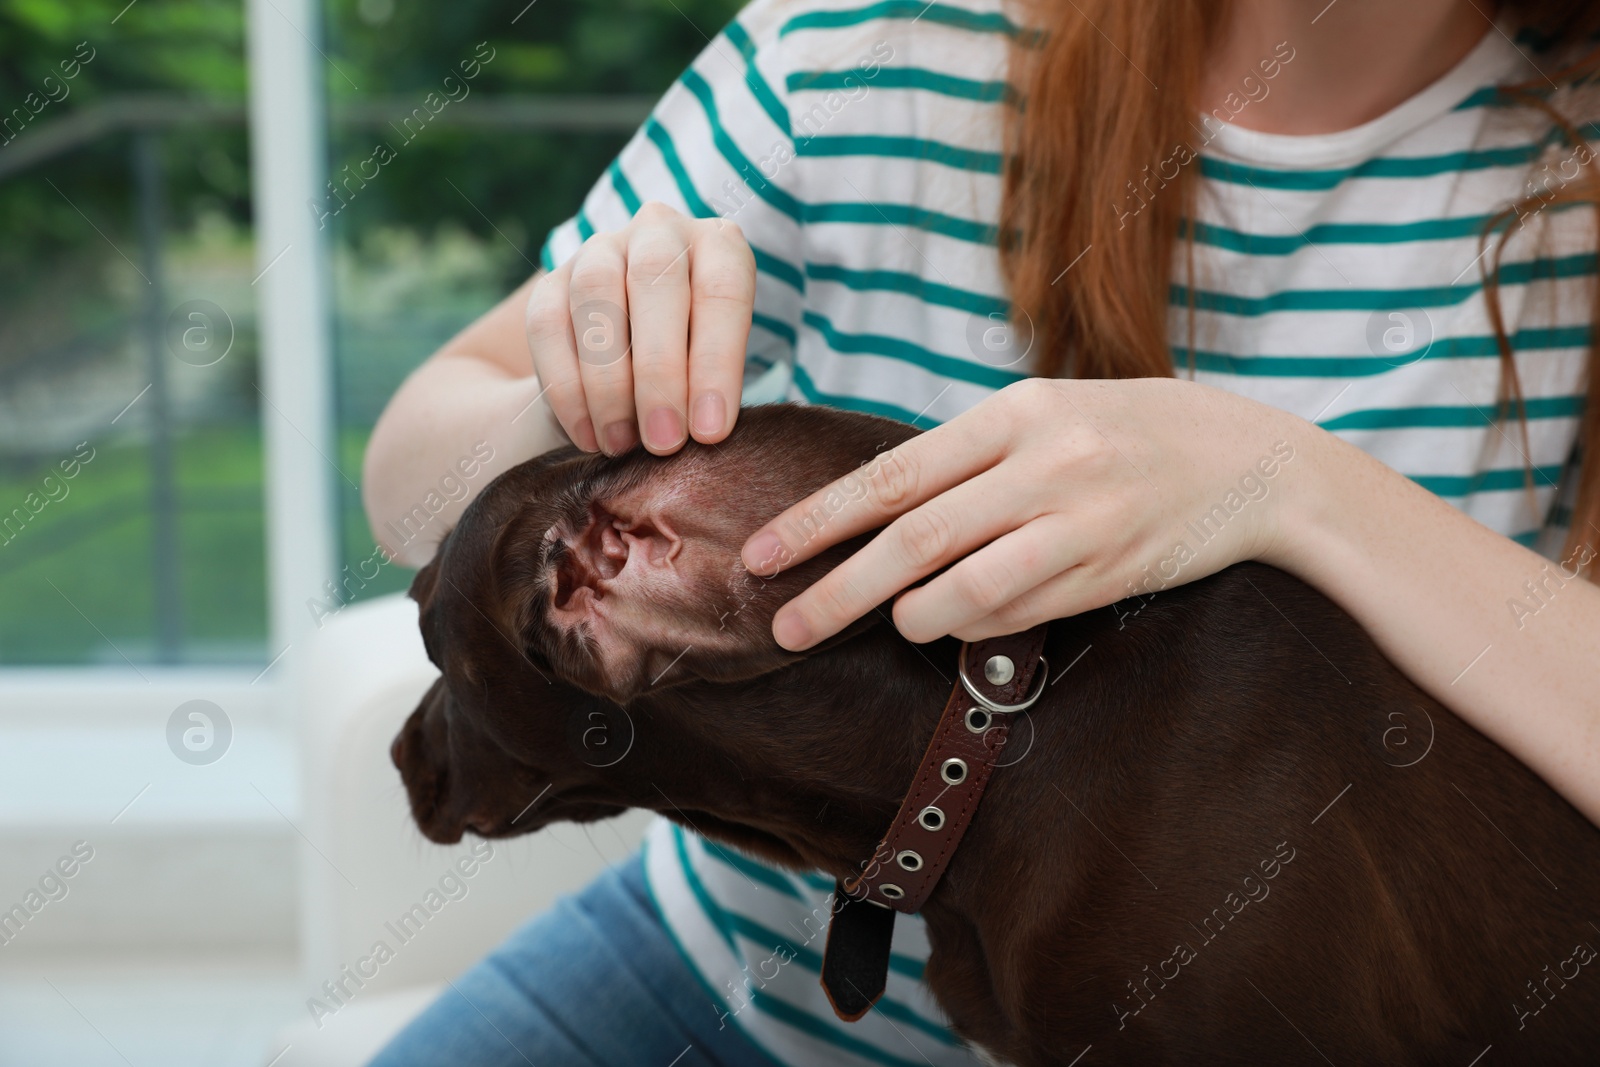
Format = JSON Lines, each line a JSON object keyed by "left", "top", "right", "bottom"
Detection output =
{"left": 363, "top": 277, "right": 566, "bottom": 567}
{"left": 1269, "top": 424, "right": 1600, "bottom": 824}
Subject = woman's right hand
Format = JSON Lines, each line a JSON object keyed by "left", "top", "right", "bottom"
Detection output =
{"left": 525, "top": 201, "right": 756, "bottom": 457}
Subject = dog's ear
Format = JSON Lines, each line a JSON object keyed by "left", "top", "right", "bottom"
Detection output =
{"left": 506, "top": 406, "right": 922, "bottom": 702}
{"left": 519, "top": 467, "right": 781, "bottom": 700}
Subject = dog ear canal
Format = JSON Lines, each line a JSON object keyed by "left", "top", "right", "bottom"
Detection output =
{"left": 553, "top": 500, "right": 680, "bottom": 613}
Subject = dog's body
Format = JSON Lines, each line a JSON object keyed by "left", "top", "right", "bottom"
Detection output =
{"left": 394, "top": 404, "right": 1600, "bottom": 1066}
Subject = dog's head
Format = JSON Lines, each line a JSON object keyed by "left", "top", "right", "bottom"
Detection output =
{"left": 391, "top": 404, "right": 921, "bottom": 847}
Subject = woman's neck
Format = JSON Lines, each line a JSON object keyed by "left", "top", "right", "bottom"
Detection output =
{"left": 1201, "top": 0, "right": 1497, "bottom": 135}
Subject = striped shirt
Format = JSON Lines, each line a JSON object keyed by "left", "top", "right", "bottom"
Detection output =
{"left": 540, "top": 3, "right": 1596, "bottom": 1063}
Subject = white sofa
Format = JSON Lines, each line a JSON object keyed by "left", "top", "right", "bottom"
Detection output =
{"left": 264, "top": 594, "right": 651, "bottom": 1066}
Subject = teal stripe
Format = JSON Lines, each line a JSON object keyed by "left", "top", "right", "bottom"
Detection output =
{"left": 723, "top": 18, "right": 759, "bottom": 62}
{"left": 1411, "top": 463, "right": 1567, "bottom": 497}
{"left": 780, "top": 0, "right": 1021, "bottom": 38}
{"left": 608, "top": 159, "right": 642, "bottom": 214}
{"left": 717, "top": 908, "right": 936, "bottom": 996}
{"left": 752, "top": 310, "right": 798, "bottom": 345}
{"left": 539, "top": 237, "right": 556, "bottom": 273}
{"left": 1174, "top": 252, "right": 1597, "bottom": 315}
{"left": 669, "top": 828, "right": 957, "bottom": 1060}
{"left": 642, "top": 117, "right": 805, "bottom": 294}
{"left": 638, "top": 848, "right": 785, "bottom": 1064}
{"left": 789, "top": 66, "right": 1016, "bottom": 103}
{"left": 1199, "top": 122, "right": 1600, "bottom": 191}
{"left": 724, "top": 20, "right": 792, "bottom": 136}
{"left": 797, "top": 870, "right": 834, "bottom": 892}
{"left": 687, "top": 848, "right": 933, "bottom": 986}
{"left": 791, "top": 362, "right": 944, "bottom": 428}
{"left": 806, "top": 201, "right": 997, "bottom": 244}
{"left": 681, "top": 68, "right": 804, "bottom": 222}
{"left": 645, "top": 116, "right": 715, "bottom": 216}
{"left": 716, "top": 914, "right": 957, "bottom": 1044}
{"left": 805, "top": 261, "right": 1009, "bottom": 316}
{"left": 796, "top": 133, "right": 1003, "bottom": 174}
{"left": 1512, "top": 528, "right": 1543, "bottom": 547}
{"left": 753, "top": 247, "right": 804, "bottom": 293}
{"left": 1185, "top": 213, "right": 1500, "bottom": 255}
{"left": 802, "top": 310, "right": 1025, "bottom": 390}
{"left": 1186, "top": 325, "right": 1591, "bottom": 378}
{"left": 704, "top": 846, "right": 806, "bottom": 900}
{"left": 673, "top": 825, "right": 739, "bottom": 954}
{"left": 653, "top": 78, "right": 995, "bottom": 246}
{"left": 575, "top": 209, "right": 595, "bottom": 242}
{"left": 1453, "top": 85, "right": 1507, "bottom": 111}
{"left": 1320, "top": 395, "right": 1584, "bottom": 432}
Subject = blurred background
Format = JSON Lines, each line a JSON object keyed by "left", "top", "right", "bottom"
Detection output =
{"left": 0, "top": 0, "right": 738, "bottom": 1062}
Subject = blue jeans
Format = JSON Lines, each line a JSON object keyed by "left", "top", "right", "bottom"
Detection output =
{"left": 367, "top": 853, "right": 784, "bottom": 1067}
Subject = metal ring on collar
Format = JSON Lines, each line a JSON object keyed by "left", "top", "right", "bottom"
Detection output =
{"left": 957, "top": 643, "right": 1049, "bottom": 714}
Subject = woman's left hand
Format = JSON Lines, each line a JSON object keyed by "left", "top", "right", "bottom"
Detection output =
{"left": 740, "top": 377, "right": 1315, "bottom": 650}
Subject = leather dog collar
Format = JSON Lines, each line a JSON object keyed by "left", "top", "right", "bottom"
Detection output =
{"left": 821, "top": 624, "right": 1050, "bottom": 1022}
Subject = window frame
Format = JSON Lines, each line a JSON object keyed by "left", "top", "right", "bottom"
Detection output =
{"left": 0, "top": 0, "right": 334, "bottom": 769}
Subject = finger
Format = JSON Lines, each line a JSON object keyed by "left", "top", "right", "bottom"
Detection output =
{"left": 568, "top": 234, "right": 637, "bottom": 455}
{"left": 892, "top": 514, "right": 1085, "bottom": 643}
{"left": 626, "top": 207, "right": 694, "bottom": 453}
{"left": 685, "top": 218, "right": 756, "bottom": 444}
{"left": 948, "top": 557, "right": 1129, "bottom": 645}
{"left": 741, "top": 406, "right": 1006, "bottom": 577}
{"left": 768, "top": 466, "right": 1043, "bottom": 651}
{"left": 525, "top": 261, "right": 597, "bottom": 452}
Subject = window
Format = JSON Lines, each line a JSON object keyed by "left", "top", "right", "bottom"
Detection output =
{"left": 0, "top": 3, "right": 263, "bottom": 665}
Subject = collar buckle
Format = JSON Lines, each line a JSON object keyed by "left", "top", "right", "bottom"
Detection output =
{"left": 958, "top": 641, "right": 1049, "bottom": 714}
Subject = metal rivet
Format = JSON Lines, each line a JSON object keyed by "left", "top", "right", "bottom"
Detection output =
{"left": 880, "top": 883, "right": 905, "bottom": 900}
{"left": 984, "top": 655, "right": 1015, "bottom": 686}
{"left": 964, "top": 707, "right": 991, "bottom": 733}
{"left": 941, "top": 758, "right": 968, "bottom": 785}
{"left": 918, "top": 805, "right": 945, "bottom": 831}
{"left": 896, "top": 849, "right": 923, "bottom": 872}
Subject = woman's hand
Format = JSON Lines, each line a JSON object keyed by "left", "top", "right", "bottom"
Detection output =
{"left": 740, "top": 377, "right": 1312, "bottom": 650}
{"left": 525, "top": 201, "right": 756, "bottom": 456}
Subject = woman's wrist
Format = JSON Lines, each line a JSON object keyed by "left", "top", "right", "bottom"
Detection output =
{"left": 1253, "top": 411, "right": 1393, "bottom": 587}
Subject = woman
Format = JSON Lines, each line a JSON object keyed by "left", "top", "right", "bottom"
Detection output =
{"left": 363, "top": 0, "right": 1600, "bottom": 1063}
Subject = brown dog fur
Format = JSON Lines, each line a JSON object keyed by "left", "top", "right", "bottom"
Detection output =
{"left": 393, "top": 403, "right": 1600, "bottom": 1065}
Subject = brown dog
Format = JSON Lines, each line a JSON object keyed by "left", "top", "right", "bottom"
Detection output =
{"left": 393, "top": 403, "right": 1600, "bottom": 1066}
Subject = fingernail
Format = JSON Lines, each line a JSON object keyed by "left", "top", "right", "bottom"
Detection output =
{"left": 773, "top": 610, "right": 813, "bottom": 651}
{"left": 643, "top": 407, "right": 684, "bottom": 451}
{"left": 742, "top": 532, "right": 784, "bottom": 574}
{"left": 691, "top": 391, "right": 726, "bottom": 437}
{"left": 574, "top": 417, "right": 599, "bottom": 452}
{"left": 602, "top": 420, "right": 636, "bottom": 455}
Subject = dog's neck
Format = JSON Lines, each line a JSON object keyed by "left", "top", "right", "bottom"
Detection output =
{"left": 623, "top": 622, "right": 960, "bottom": 881}
{"left": 588, "top": 616, "right": 1090, "bottom": 1057}
{"left": 617, "top": 621, "right": 1072, "bottom": 917}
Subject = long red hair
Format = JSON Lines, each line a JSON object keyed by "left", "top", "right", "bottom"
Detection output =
{"left": 1000, "top": 0, "right": 1600, "bottom": 569}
